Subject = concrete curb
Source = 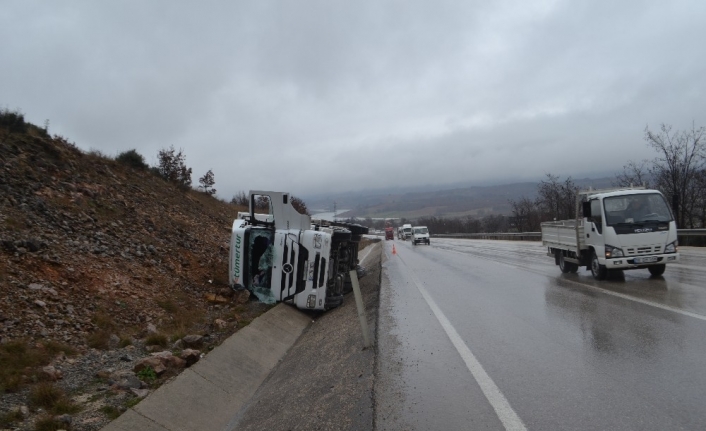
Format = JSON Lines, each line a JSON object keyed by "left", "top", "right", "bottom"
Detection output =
{"left": 101, "top": 303, "right": 312, "bottom": 431}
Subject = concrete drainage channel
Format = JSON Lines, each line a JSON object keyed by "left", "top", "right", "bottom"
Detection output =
{"left": 102, "top": 241, "right": 383, "bottom": 431}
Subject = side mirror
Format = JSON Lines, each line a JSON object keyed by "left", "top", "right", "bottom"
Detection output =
{"left": 582, "top": 201, "right": 592, "bottom": 219}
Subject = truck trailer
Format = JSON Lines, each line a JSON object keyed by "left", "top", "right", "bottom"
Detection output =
{"left": 229, "top": 191, "right": 368, "bottom": 310}
{"left": 541, "top": 187, "right": 679, "bottom": 279}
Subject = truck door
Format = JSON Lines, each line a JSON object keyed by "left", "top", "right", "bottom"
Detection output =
{"left": 587, "top": 199, "right": 605, "bottom": 249}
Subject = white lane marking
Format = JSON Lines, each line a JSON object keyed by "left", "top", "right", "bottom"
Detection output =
{"left": 397, "top": 254, "right": 528, "bottom": 431}
{"left": 358, "top": 243, "right": 376, "bottom": 265}
{"left": 559, "top": 277, "right": 706, "bottom": 322}
{"left": 668, "top": 263, "right": 706, "bottom": 273}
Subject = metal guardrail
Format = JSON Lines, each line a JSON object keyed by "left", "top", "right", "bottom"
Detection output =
{"left": 678, "top": 229, "right": 706, "bottom": 236}
{"left": 434, "top": 229, "right": 706, "bottom": 241}
{"left": 434, "top": 232, "right": 542, "bottom": 240}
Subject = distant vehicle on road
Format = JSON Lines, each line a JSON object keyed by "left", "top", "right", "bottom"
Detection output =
{"left": 399, "top": 224, "right": 412, "bottom": 240}
{"left": 385, "top": 227, "right": 394, "bottom": 240}
{"left": 411, "top": 226, "right": 430, "bottom": 245}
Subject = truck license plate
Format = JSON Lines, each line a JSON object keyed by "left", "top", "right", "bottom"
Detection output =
{"left": 634, "top": 256, "right": 659, "bottom": 264}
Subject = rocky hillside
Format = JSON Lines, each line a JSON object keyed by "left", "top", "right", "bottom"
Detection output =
{"left": 0, "top": 118, "right": 253, "bottom": 348}
{"left": 0, "top": 114, "right": 270, "bottom": 430}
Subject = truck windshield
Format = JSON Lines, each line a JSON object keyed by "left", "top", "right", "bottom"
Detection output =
{"left": 603, "top": 193, "right": 673, "bottom": 226}
{"left": 248, "top": 229, "right": 274, "bottom": 290}
{"left": 414, "top": 228, "right": 428, "bottom": 234}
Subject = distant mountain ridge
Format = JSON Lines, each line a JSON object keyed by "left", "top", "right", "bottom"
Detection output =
{"left": 306, "top": 177, "right": 616, "bottom": 220}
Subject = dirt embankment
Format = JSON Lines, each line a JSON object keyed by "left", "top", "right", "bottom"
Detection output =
{"left": 0, "top": 118, "right": 270, "bottom": 430}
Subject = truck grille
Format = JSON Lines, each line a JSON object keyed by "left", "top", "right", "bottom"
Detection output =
{"left": 624, "top": 245, "right": 662, "bottom": 256}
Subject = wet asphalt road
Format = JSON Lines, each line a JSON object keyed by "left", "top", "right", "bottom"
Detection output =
{"left": 375, "top": 239, "right": 706, "bottom": 431}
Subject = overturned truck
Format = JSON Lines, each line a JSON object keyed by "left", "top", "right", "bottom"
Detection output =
{"left": 229, "top": 191, "right": 368, "bottom": 310}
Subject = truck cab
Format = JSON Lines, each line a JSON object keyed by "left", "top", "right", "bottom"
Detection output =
{"left": 401, "top": 224, "right": 412, "bottom": 240}
{"left": 581, "top": 189, "right": 679, "bottom": 277}
{"left": 229, "top": 191, "right": 367, "bottom": 310}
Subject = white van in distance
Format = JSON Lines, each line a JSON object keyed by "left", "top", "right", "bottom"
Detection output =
{"left": 412, "top": 226, "right": 430, "bottom": 245}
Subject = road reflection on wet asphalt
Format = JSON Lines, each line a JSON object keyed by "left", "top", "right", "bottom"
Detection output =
{"left": 375, "top": 239, "right": 706, "bottom": 431}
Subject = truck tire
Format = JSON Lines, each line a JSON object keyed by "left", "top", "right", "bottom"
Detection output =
{"left": 590, "top": 251, "right": 607, "bottom": 280}
{"left": 559, "top": 253, "right": 578, "bottom": 273}
{"left": 559, "top": 253, "right": 572, "bottom": 273}
{"left": 648, "top": 264, "right": 666, "bottom": 276}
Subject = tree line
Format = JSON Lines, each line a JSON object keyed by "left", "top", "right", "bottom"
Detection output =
{"left": 509, "top": 123, "right": 706, "bottom": 231}
{"left": 354, "top": 123, "right": 705, "bottom": 234}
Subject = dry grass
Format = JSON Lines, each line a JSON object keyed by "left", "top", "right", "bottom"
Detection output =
{"left": 0, "top": 340, "right": 73, "bottom": 393}
{"left": 34, "top": 416, "right": 70, "bottom": 431}
{"left": 29, "top": 382, "right": 80, "bottom": 415}
{"left": 29, "top": 382, "right": 63, "bottom": 409}
{"left": 86, "top": 330, "right": 111, "bottom": 350}
{"left": 144, "top": 333, "right": 168, "bottom": 347}
{"left": 156, "top": 293, "right": 203, "bottom": 339}
{"left": 100, "top": 405, "right": 121, "bottom": 420}
{"left": 0, "top": 409, "right": 24, "bottom": 428}
{"left": 92, "top": 311, "right": 116, "bottom": 330}
{"left": 86, "top": 310, "right": 116, "bottom": 350}
{"left": 3, "top": 215, "right": 24, "bottom": 231}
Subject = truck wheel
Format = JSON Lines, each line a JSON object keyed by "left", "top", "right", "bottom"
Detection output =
{"left": 569, "top": 263, "right": 579, "bottom": 273}
{"left": 590, "top": 251, "right": 607, "bottom": 280}
{"left": 559, "top": 253, "right": 572, "bottom": 273}
{"left": 648, "top": 264, "right": 666, "bottom": 276}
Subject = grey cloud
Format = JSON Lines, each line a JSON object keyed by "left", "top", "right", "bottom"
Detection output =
{"left": 1, "top": 0, "right": 705, "bottom": 200}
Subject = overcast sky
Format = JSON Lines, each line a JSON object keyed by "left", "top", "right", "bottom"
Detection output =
{"left": 2, "top": 0, "right": 705, "bottom": 199}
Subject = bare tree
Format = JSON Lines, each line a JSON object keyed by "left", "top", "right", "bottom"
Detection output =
{"left": 509, "top": 196, "right": 540, "bottom": 232}
{"left": 255, "top": 195, "right": 270, "bottom": 211}
{"left": 198, "top": 169, "right": 216, "bottom": 195}
{"left": 695, "top": 169, "right": 706, "bottom": 227}
{"left": 482, "top": 214, "right": 508, "bottom": 233}
{"left": 645, "top": 123, "right": 706, "bottom": 228}
{"left": 614, "top": 160, "right": 652, "bottom": 188}
{"left": 230, "top": 191, "right": 249, "bottom": 207}
{"left": 536, "top": 174, "right": 576, "bottom": 221}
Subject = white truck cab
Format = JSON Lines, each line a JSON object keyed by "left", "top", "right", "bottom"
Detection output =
{"left": 542, "top": 188, "right": 679, "bottom": 279}
{"left": 230, "top": 191, "right": 367, "bottom": 310}
{"left": 400, "top": 224, "right": 412, "bottom": 240}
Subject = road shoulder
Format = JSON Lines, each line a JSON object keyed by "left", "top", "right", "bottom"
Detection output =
{"left": 228, "top": 241, "right": 382, "bottom": 431}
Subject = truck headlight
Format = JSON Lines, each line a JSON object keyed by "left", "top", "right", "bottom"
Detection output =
{"left": 605, "top": 245, "right": 624, "bottom": 258}
{"left": 665, "top": 240, "right": 678, "bottom": 253}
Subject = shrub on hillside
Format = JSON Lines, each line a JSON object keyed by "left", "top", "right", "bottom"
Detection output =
{"left": 117, "top": 149, "right": 148, "bottom": 170}
{"left": 157, "top": 146, "right": 192, "bottom": 189}
{"left": 0, "top": 108, "right": 28, "bottom": 134}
